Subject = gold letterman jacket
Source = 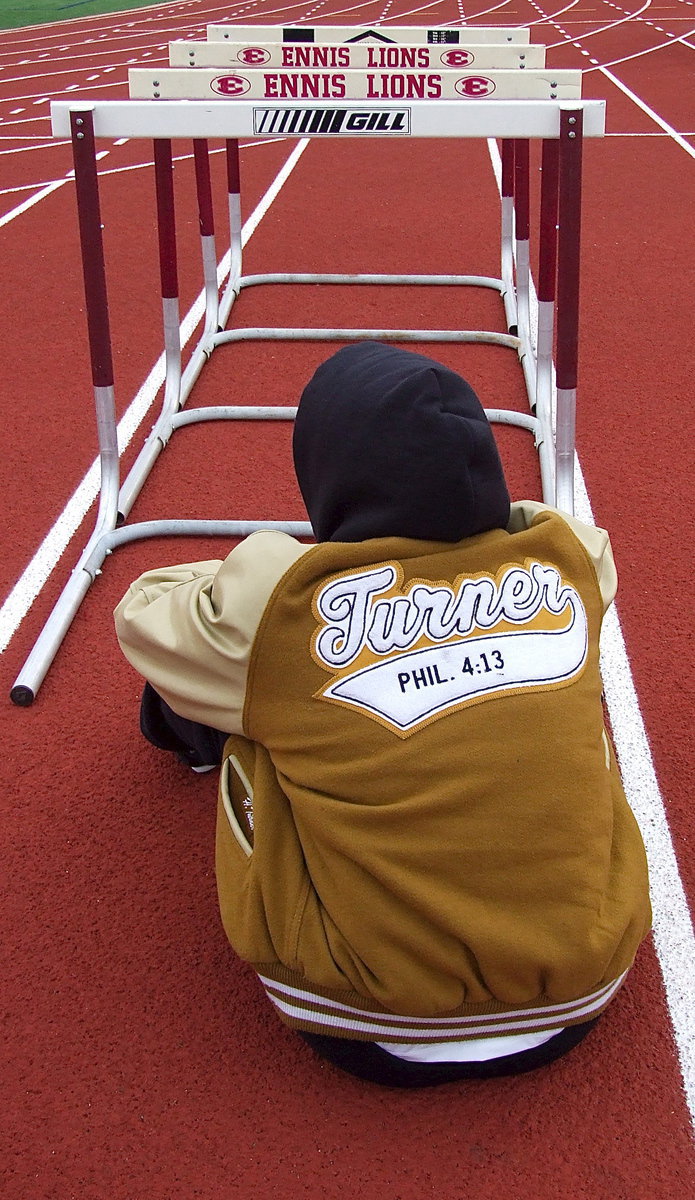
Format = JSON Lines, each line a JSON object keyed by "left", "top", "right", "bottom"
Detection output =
{"left": 115, "top": 502, "right": 651, "bottom": 1044}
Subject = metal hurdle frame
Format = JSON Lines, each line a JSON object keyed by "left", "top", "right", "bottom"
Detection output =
{"left": 10, "top": 92, "right": 604, "bottom": 705}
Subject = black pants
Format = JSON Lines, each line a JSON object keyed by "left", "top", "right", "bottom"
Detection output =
{"left": 300, "top": 1020, "right": 599, "bottom": 1087}
{"left": 139, "top": 682, "right": 228, "bottom": 768}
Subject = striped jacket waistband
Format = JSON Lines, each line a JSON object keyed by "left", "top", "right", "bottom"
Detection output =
{"left": 257, "top": 971, "right": 629, "bottom": 1042}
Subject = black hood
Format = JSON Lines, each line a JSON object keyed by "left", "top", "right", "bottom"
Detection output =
{"left": 292, "top": 342, "right": 510, "bottom": 543}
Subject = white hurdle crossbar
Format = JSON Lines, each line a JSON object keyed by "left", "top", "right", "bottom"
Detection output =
{"left": 9, "top": 72, "right": 604, "bottom": 704}
{"left": 129, "top": 67, "right": 583, "bottom": 102}
{"left": 170, "top": 40, "right": 546, "bottom": 69}
{"left": 207, "top": 24, "right": 532, "bottom": 45}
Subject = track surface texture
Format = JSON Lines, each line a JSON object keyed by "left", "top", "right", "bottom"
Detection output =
{"left": 1, "top": 2, "right": 694, "bottom": 1197}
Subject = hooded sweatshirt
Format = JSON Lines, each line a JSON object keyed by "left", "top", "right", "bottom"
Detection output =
{"left": 292, "top": 341, "right": 511, "bottom": 543}
{"left": 115, "top": 343, "right": 650, "bottom": 1051}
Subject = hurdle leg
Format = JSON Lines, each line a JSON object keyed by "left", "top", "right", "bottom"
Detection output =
{"left": 116, "top": 138, "right": 182, "bottom": 520}
{"left": 193, "top": 138, "right": 221, "bottom": 341}
{"left": 154, "top": 138, "right": 182, "bottom": 417}
{"left": 500, "top": 139, "right": 518, "bottom": 333}
{"left": 71, "top": 109, "right": 120, "bottom": 532}
{"left": 555, "top": 108, "right": 584, "bottom": 514}
{"left": 219, "top": 138, "right": 243, "bottom": 323}
{"left": 513, "top": 138, "right": 537, "bottom": 407}
{"left": 10, "top": 109, "right": 119, "bottom": 705}
{"left": 536, "top": 137, "right": 560, "bottom": 424}
{"left": 513, "top": 139, "right": 530, "bottom": 336}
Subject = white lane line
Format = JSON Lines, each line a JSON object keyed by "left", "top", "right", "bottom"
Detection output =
{"left": 1, "top": 54, "right": 154, "bottom": 84}
{"left": 4, "top": 78, "right": 135, "bottom": 105}
{"left": 488, "top": 136, "right": 695, "bottom": 1133}
{"left": 526, "top": 0, "right": 582, "bottom": 30}
{"left": 0, "top": 177, "right": 67, "bottom": 228}
{"left": 0, "top": 139, "right": 70, "bottom": 155}
{"left": 0, "top": 137, "right": 292, "bottom": 201}
{"left": 1, "top": 6, "right": 224, "bottom": 48}
{"left": 531, "top": 1, "right": 695, "bottom": 155}
{"left": 584, "top": 23, "right": 695, "bottom": 72}
{"left": 0, "top": 0, "right": 266, "bottom": 49}
{"left": 605, "top": 130, "right": 695, "bottom": 136}
{"left": 0, "top": 138, "right": 310, "bottom": 654}
{"left": 545, "top": 0, "right": 654, "bottom": 46}
{"left": 595, "top": 563, "right": 695, "bottom": 1132}
{"left": 600, "top": 66, "right": 695, "bottom": 160}
{"left": 0, "top": 180, "right": 59, "bottom": 196}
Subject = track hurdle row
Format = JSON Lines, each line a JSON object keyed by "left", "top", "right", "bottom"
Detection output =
{"left": 10, "top": 25, "right": 606, "bottom": 705}
{"left": 135, "top": 23, "right": 582, "bottom": 102}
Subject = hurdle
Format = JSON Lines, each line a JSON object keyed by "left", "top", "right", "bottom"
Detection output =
{"left": 9, "top": 28, "right": 605, "bottom": 705}
{"left": 130, "top": 66, "right": 582, "bottom": 102}
{"left": 169, "top": 40, "right": 547, "bottom": 70}
{"left": 207, "top": 25, "right": 533, "bottom": 45}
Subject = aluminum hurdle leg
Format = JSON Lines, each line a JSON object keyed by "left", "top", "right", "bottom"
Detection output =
{"left": 529, "top": 136, "right": 561, "bottom": 506}
{"left": 536, "top": 137, "right": 560, "bottom": 423}
{"left": 219, "top": 138, "right": 243, "bottom": 316}
{"left": 193, "top": 138, "right": 222, "bottom": 342}
{"left": 10, "top": 109, "right": 119, "bottom": 705}
{"left": 512, "top": 138, "right": 538, "bottom": 409}
{"left": 177, "top": 138, "right": 243, "bottom": 402}
{"left": 117, "top": 137, "right": 182, "bottom": 521}
{"left": 500, "top": 139, "right": 518, "bottom": 335}
{"left": 555, "top": 108, "right": 584, "bottom": 514}
{"left": 119, "top": 135, "right": 243, "bottom": 523}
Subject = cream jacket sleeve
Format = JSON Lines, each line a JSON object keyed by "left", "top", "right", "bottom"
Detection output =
{"left": 508, "top": 500, "right": 618, "bottom": 612}
{"left": 114, "top": 531, "right": 312, "bottom": 734}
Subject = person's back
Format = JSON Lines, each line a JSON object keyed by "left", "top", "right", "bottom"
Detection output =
{"left": 115, "top": 342, "right": 651, "bottom": 1086}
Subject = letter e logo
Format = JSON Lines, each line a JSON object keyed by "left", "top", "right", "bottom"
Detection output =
{"left": 211, "top": 74, "right": 251, "bottom": 96}
{"left": 454, "top": 75, "right": 496, "bottom": 97}
{"left": 441, "top": 49, "right": 474, "bottom": 67}
{"left": 238, "top": 47, "right": 270, "bottom": 65}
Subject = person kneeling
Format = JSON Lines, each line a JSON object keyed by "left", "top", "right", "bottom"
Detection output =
{"left": 115, "top": 343, "right": 651, "bottom": 1087}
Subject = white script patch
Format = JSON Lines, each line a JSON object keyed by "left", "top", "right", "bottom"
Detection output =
{"left": 311, "top": 560, "right": 588, "bottom": 736}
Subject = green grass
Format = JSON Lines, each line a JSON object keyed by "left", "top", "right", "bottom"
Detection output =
{"left": 0, "top": 0, "right": 169, "bottom": 32}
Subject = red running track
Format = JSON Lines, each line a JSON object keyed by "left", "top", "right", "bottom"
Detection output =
{"left": 1, "top": 2, "right": 694, "bottom": 1197}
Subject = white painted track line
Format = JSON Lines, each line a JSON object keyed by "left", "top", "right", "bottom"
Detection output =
{"left": 0, "top": 139, "right": 294, "bottom": 206}
{"left": 0, "top": 176, "right": 66, "bottom": 226}
{"left": 599, "top": 65, "right": 695, "bottom": 160}
{"left": 597, "top": 571, "right": 695, "bottom": 1131}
